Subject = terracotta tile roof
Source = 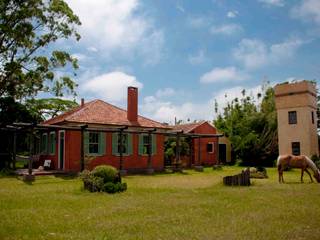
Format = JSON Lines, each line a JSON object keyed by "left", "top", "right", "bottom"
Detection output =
{"left": 44, "top": 99, "right": 170, "bottom": 129}
{"left": 171, "top": 120, "right": 207, "bottom": 133}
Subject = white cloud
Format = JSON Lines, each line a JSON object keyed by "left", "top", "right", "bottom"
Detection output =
{"left": 65, "top": 0, "right": 164, "bottom": 64}
{"left": 141, "top": 96, "right": 212, "bottom": 124}
{"left": 227, "top": 11, "right": 238, "bottom": 18}
{"left": 210, "top": 23, "right": 243, "bottom": 35}
{"left": 213, "top": 85, "right": 262, "bottom": 112}
{"left": 156, "top": 88, "right": 176, "bottom": 98}
{"left": 188, "top": 50, "right": 206, "bottom": 65}
{"left": 291, "top": 0, "right": 320, "bottom": 25}
{"left": 233, "top": 38, "right": 307, "bottom": 69}
{"left": 187, "top": 16, "right": 210, "bottom": 28}
{"left": 258, "top": 0, "right": 285, "bottom": 7}
{"left": 81, "top": 71, "right": 143, "bottom": 103}
{"left": 200, "top": 67, "right": 249, "bottom": 84}
{"left": 87, "top": 47, "right": 98, "bottom": 52}
{"left": 285, "top": 77, "right": 304, "bottom": 83}
{"left": 176, "top": 3, "right": 185, "bottom": 13}
{"left": 71, "top": 53, "right": 88, "bottom": 62}
{"left": 140, "top": 84, "right": 265, "bottom": 124}
{"left": 233, "top": 39, "right": 268, "bottom": 69}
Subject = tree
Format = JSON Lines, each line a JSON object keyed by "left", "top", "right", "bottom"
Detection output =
{"left": 214, "top": 86, "right": 278, "bottom": 166}
{"left": 0, "top": 0, "right": 81, "bottom": 100}
{"left": 25, "top": 98, "right": 78, "bottom": 120}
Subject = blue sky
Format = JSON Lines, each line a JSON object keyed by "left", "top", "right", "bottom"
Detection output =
{"left": 59, "top": 0, "right": 320, "bottom": 124}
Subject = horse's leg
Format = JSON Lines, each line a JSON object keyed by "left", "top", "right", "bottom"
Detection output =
{"left": 279, "top": 170, "right": 284, "bottom": 183}
{"left": 301, "top": 168, "right": 304, "bottom": 183}
{"left": 305, "top": 169, "right": 313, "bottom": 183}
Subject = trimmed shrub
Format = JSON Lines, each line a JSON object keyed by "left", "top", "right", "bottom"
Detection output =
{"left": 103, "top": 182, "right": 127, "bottom": 194}
{"left": 80, "top": 165, "right": 126, "bottom": 193}
{"left": 91, "top": 165, "right": 118, "bottom": 183}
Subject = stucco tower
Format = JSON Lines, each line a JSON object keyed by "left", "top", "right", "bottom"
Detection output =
{"left": 274, "top": 81, "right": 319, "bottom": 157}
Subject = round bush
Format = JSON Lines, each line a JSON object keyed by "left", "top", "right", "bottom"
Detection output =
{"left": 91, "top": 165, "right": 117, "bottom": 183}
{"left": 104, "top": 182, "right": 116, "bottom": 193}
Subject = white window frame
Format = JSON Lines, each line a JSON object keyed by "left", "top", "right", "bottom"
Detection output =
{"left": 207, "top": 142, "right": 214, "bottom": 154}
{"left": 49, "top": 131, "right": 56, "bottom": 155}
{"left": 58, "top": 130, "right": 65, "bottom": 170}
{"left": 41, "top": 133, "right": 48, "bottom": 153}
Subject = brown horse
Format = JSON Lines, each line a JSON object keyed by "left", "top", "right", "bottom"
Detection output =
{"left": 277, "top": 155, "right": 320, "bottom": 183}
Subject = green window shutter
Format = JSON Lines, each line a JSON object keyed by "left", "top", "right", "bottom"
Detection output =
{"left": 152, "top": 134, "right": 157, "bottom": 155}
{"left": 127, "top": 134, "right": 133, "bottom": 155}
{"left": 112, "top": 133, "right": 118, "bottom": 155}
{"left": 84, "top": 131, "right": 89, "bottom": 155}
{"left": 138, "top": 134, "right": 144, "bottom": 155}
{"left": 99, "top": 132, "right": 106, "bottom": 155}
{"left": 51, "top": 133, "right": 56, "bottom": 155}
{"left": 44, "top": 134, "right": 48, "bottom": 153}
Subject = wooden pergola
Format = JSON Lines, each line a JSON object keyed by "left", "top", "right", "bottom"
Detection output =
{"left": 2, "top": 122, "right": 223, "bottom": 179}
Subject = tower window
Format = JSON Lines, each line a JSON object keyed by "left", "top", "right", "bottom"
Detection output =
{"left": 292, "top": 142, "right": 300, "bottom": 156}
{"left": 288, "top": 111, "right": 297, "bottom": 124}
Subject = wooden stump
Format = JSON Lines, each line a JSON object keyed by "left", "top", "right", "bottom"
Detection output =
{"left": 223, "top": 169, "right": 250, "bottom": 186}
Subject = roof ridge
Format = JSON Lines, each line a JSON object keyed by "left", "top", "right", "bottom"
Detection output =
{"left": 174, "top": 120, "right": 206, "bottom": 127}
{"left": 44, "top": 98, "right": 169, "bottom": 129}
{"left": 94, "top": 99, "right": 167, "bottom": 127}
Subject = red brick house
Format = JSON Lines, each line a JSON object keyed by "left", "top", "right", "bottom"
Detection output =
{"left": 40, "top": 87, "right": 170, "bottom": 173}
{"left": 172, "top": 121, "right": 219, "bottom": 167}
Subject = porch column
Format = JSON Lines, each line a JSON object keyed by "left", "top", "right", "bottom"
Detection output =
{"left": 119, "top": 129, "right": 123, "bottom": 171}
{"left": 12, "top": 130, "right": 16, "bottom": 170}
{"left": 189, "top": 137, "right": 193, "bottom": 168}
{"left": 147, "top": 129, "right": 156, "bottom": 174}
{"left": 175, "top": 132, "right": 181, "bottom": 171}
{"left": 80, "top": 125, "right": 87, "bottom": 171}
{"left": 24, "top": 128, "right": 35, "bottom": 181}
{"left": 198, "top": 136, "right": 201, "bottom": 165}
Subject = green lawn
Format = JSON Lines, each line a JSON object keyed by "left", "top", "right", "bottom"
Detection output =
{"left": 1, "top": 167, "right": 320, "bottom": 240}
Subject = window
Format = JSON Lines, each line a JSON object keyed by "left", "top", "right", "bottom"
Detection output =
{"left": 139, "top": 134, "right": 156, "bottom": 155}
{"left": 312, "top": 111, "right": 314, "bottom": 124}
{"left": 89, "top": 132, "right": 99, "bottom": 154}
{"left": 112, "top": 133, "right": 132, "bottom": 155}
{"left": 207, "top": 142, "right": 214, "bottom": 153}
{"left": 49, "top": 132, "right": 56, "bottom": 155}
{"left": 292, "top": 142, "right": 300, "bottom": 156}
{"left": 288, "top": 111, "right": 297, "bottom": 124}
{"left": 142, "top": 135, "right": 151, "bottom": 155}
{"left": 117, "top": 133, "right": 128, "bottom": 155}
{"left": 41, "top": 133, "right": 48, "bottom": 153}
{"left": 84, "top": 132, "right": 105, "bottom": 155}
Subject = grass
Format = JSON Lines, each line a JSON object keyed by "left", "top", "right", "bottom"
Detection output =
{"left": 0, "top": 167, "right": 320, "bottom": 240}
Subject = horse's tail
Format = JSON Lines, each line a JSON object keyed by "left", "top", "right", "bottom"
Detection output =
{"left": 277, "top": 155, "right": 282, "bottom": 172}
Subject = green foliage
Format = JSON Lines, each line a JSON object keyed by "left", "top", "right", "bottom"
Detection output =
{"left": 164, "top": 137, "right": 190, "bottom": 162}
{"left": 25, "top": 97, "right": 78, "bottom": 120}
{"left": 91, "top": 165, "right": 118, "bottom": 183}
{"left": 103, "top": 182, "right": 127, "bottom": 194}
{"left": 80, "top": 165, "right": 126, "bottom": 193}
{"left": 214, "top": 86, "right": 278, "bottom": 166}
{"left": 0, "top": 97, "right": 41, "bottom": 125}
{"left": 0, "top": 0, "right": 81, "bottom": 100}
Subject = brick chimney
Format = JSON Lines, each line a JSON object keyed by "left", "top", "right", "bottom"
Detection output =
{"left": 81, "top": 98, "right": 85, "bottom": 107}
{"left": 127, "top": 86, "right": 138, "bottom": 122}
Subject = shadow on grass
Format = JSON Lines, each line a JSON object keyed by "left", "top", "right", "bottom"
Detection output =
{"left": 54, "top": 173, "right": 78, "bottom": 180}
